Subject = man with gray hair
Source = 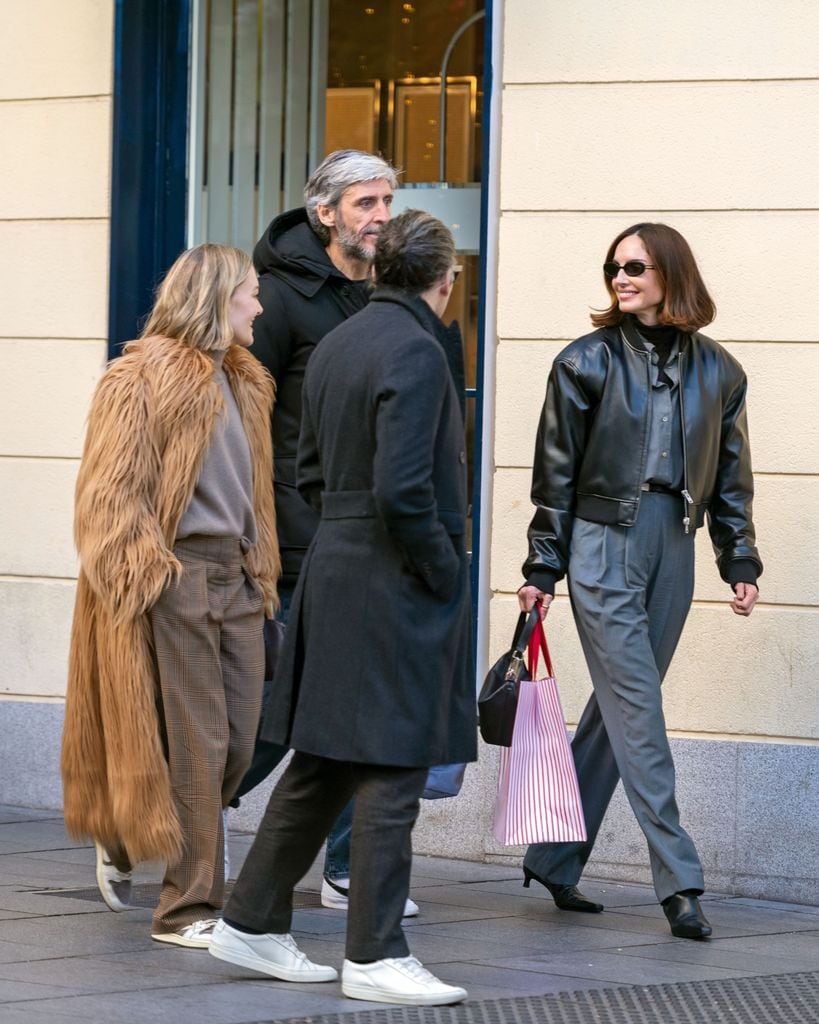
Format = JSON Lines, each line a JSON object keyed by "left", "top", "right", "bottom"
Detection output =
{"left": 210, "top": 209, "right": 475, "bottom": 1006}
{"left": 252, "top": 149, "right": 397, "bottom": 607}
{"left": 232, "top": 150, "right": 412, "bottom": 913}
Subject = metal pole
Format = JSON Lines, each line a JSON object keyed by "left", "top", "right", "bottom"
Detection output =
{"left": 438, "top": 9, "right": 486, "bottom": 183}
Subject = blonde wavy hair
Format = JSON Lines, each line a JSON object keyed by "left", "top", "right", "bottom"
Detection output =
{"left": 141, "top": 243, "right": 253, "bottom": 352}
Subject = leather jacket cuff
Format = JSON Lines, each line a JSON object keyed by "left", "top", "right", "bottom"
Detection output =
{"left": 725, "top": 559, "right": 759, "bottom": 591}
{"left": 522, "top": 569, "right": 559, "bottom": 597}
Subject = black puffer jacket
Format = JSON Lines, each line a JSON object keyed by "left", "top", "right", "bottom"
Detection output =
{"left": 251, "top": 208, "right": 371, "bottom": 588}
{"left": 524, "top": 315, "right": 763, "bottom": 593}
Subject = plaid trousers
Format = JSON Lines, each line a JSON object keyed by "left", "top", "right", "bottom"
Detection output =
{"left": 150, "top": 535, "right": 264, "bottom": 934}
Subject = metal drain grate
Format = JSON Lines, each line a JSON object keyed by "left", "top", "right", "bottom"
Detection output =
{"left": 261, "top": 971, "right": 819, "bottom": 1024}
{"left": 31, "top": 883, "right": 323, "bottom": 910}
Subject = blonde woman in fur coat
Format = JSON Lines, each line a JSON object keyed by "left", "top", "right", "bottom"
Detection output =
{"left": 61, "top": 244, "right": 279, "bottom": 948}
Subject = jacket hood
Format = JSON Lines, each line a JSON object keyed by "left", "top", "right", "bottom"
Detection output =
{"left": 253, "top": 207, "right": 345, "bottom": 298}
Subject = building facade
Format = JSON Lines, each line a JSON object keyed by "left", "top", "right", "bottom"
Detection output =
{"left": 1, "top": 0, "right": 816, "bottom": 902}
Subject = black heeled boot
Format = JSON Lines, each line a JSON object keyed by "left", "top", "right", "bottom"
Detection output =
{"left": 522, "top": 867, "right": 604, "bottom": 913}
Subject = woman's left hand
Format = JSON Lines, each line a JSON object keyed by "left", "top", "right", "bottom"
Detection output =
{"left": 730, "top": 582, "right": 759, "bottom": 617}
{"left": 518, "top": 585, "right": 552, "bottom": 618}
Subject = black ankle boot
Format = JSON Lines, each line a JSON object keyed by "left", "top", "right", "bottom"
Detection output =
{"left": 662, "top": 892, "right": 712, "bottom": 939}
{"left": 523, "top": 867, "right": 604, "bottom": 913}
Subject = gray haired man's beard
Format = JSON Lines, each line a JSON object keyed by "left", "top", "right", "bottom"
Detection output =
{"left": 336, "top": 225, "right": 377, "bottom": 266}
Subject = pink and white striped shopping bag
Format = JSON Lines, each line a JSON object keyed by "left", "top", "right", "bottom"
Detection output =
{"left": 493, "top": 618, "right": 586, "bottom": 846}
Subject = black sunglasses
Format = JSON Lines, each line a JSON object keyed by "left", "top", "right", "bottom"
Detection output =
{"left": 603, "top": 260, "right": 655, "bottom": 278}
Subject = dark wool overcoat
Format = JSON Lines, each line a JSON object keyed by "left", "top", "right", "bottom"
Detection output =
{"left": 262, "top": 287, "right": 478, "bottom": 768}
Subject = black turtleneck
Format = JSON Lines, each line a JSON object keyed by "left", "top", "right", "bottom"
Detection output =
{"left": 637, "top": 321, "right": 680, "bottom": 381}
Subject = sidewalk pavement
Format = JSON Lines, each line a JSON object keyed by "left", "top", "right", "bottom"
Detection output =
{"left": 0, "top": 804, "right": 817, "bottom": 1024}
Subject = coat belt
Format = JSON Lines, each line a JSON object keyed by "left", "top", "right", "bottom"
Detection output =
{"left": 321, "top": 490, "right": 377, "bottom": 518}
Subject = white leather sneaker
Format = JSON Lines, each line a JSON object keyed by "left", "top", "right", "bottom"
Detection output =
{"left": 321, "top": 877, "right": 419, "bottom": 918}
{"left": 341, "top": 956, "right": 467, "bottom": 1005}
{"left": 208, "top": 920, "right": 338, "bottom": 982}
{"left": 94, "top": 841, "right": 132, "bottom": 913}
{"left": 151, "top": 918, "right": 218, "bottom": 948}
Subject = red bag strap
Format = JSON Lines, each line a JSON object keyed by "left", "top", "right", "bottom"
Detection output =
{"left": 526, "top": 609, "right": 554, "bottom": 678}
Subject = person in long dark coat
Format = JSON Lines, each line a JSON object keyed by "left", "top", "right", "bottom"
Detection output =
{"left": 231, "top": 149, "right": 405, "bottom": 916}
{"left": 209, "top": 210, "right": 476, "bottom": 1007}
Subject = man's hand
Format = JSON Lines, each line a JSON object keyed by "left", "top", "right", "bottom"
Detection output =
{"left": 731, "top": 582, "right": 759, "bottom": 617}
{"left": 517, "top": 585, "right": 553, "bottom": 618}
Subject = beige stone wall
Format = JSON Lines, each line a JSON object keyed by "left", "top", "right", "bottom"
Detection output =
{"left": 0, "top": 0, "right": 113, "bottom": 702}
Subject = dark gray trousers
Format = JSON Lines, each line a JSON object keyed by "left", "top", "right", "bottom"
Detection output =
{"left": 524, "top": 492, "right": 704, "bottom": 903}
{"left": 224, "top": 751, "right": 427, "bottom": 961}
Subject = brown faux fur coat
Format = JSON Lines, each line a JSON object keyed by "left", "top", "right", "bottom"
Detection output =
{"left": 61, "top": 336, "right": 279, "bottom": 865}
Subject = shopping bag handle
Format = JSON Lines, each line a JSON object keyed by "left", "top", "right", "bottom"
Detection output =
{"left": 527, "top": 612, "right": 554, "bottom": 679}
{"left": 504, "top": 607, "right": 541, "bottom": 682}
{"left": 511, "top": 606, "right": 540, "bottom": 655}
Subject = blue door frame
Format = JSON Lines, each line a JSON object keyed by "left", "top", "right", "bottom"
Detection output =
{"left": 108, "top": 0, "right": 191, "bottom": 356}
{"left": 469, "top": 0, "right": 494, "bottom": 625}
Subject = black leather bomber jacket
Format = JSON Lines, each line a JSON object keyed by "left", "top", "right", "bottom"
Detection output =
{"left": 523, "top": 315, "right": 763, "bottom": 593}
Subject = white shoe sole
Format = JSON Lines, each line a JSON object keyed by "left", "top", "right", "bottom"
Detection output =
{"left": 320, "top": 889, "right": 349, "bottom": 911}
{"left": 151, "top": 931, "right": 212, "bottom": 949}
{"left": 321, "top": 887, "right": 419, "bottom": 918}
{"left": 209, "top": 940, "right": 338, "bottom": 982}
{"left": 94, "top": 843, "right": 130, "bottom": 913}
{"left": 342, "top": 981, "right": 467, "bottom": 1005}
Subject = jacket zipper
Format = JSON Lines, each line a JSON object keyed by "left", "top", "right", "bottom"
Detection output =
{"left": 678, "top": 347, "right": 693, "bottom": 533}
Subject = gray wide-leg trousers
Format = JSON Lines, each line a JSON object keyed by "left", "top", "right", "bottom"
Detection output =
{"left": 524, "top": 492, "right": 705, "bottom": 903}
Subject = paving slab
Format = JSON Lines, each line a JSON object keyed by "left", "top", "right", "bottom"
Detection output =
{"left": 720, "top": 895, "right": 819, "bottom": 918}
{"left": 711, "top": 929, "right": 819, "bottom": 960}
{"left": 0, "top": 977, "right": 74, "bottom": 1003}
{"left": 0, "top": 887, "right": 114, "bottom": 917}
{"left": 412, "top": 855, "right": 523, "bottom": 883}
{"left": 0, "top": 808, "right": 61, "bottom": 824}
{"left": 614, "top": 937, "right": 819, "bottom": 975}
{"left": 406, "top": 912, "right": 674, "bottom": 953}
{"left": 439, "top": 961, "right": 619, "bottom": 997}
{"left": 474, "top": 948, "right": 751, "bottom": 986}
{"left": 0, "top": 948, "right": 233, "bottom": 994}
{"left": 0, "top": 1006, "right": 84, "bottom": 1024}
{"left": 0, "top": 911, "right": 154, "bottom": 959}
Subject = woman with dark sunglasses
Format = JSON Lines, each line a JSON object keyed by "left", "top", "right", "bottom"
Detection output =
{"left": 517, "top": 223, "right": 762, "bottom": 941}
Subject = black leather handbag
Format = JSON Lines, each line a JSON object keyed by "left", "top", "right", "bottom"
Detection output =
{"left": 477, "top": 608, "right": 540, "bottom": 746}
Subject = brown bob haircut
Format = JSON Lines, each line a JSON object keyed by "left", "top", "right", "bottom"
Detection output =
{"left": 591, "top": 222, "right": 716, "bottom": 333}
